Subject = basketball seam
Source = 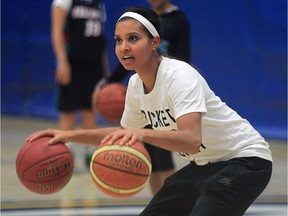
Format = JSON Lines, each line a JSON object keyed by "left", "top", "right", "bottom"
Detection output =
{"left": 24, "top": 172, "right": 73, "bottom": 183}
{"left": 16, "top": 140, "right": 53, "bottom": 173}
{"left": 91, "top": 172, "right": 148, "bottom": 195}
{"left": 92, "top": 160, "right": 150, "bottom": 177}
{"left": 21, "top": 152, "right": 72, "bottom": 179}
{"left": 16, "top": 139, "right": 69, "bottom": 173}
{"left": 92, "top": 145, "right": 151, "bottom": 170}
{"left": 92, "top": 149, "right": 152, "bottom": 176}
{"left": 90, "top": 144, "right": 152, "bottom": 196}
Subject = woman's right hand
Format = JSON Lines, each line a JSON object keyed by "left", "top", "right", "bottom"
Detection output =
{"left": 55, "top": 61, "right": 71, "bottom": 86}
{"left": 26, "top": 129, "right": 69, "bottom": 145}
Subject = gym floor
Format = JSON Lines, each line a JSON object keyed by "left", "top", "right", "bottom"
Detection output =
{"left": 1, "top": 115, "right": 287, "bottom": 215}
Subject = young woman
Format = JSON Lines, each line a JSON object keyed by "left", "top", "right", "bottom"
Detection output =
{"left": 93, "top": 0, "right": 191, "bottom": 195}
{"left": 28, "top": 6, "right": 272, "bottom": 216}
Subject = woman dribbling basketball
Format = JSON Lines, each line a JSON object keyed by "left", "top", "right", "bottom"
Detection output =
{"left": 27, "top": 6, "right": 272, "bottom": 216}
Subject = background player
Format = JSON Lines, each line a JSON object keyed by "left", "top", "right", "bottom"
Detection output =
{"left": 52, "top": 0, "right": 109, "bottom": 169}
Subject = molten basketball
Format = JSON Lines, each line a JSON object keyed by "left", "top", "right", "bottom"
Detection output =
{"left": 95, "top": 83, "right": 126, "bottom": 123}
{"left": 90, "top": 140, "right": 151, "bottom": 198}
{"left": 15, "top": 136, "right": 74, "bottom": 194}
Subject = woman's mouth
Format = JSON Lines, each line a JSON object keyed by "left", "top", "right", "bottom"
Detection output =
{"left": 122, "top": 56, "right": 135, "bottom": 65}
{"left": 123, "top": 56, "right": 134, "bottom": 61}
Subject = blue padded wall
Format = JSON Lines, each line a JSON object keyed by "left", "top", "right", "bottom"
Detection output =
{"left": 1, "top": 0, "right": 287, "bottom": 139}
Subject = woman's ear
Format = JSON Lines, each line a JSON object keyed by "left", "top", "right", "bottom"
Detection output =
{"left": 153, "top": 36, "right": 160, "bottom": 50}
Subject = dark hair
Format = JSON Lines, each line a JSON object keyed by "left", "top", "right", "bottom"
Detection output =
{"left": 119, "top": 6, "right": 161, "bottom": 39}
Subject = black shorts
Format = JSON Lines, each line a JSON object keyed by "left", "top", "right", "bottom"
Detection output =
{"left": 144, "top": 144, "right": 175, "bottom": 172}
{"left": 140, "top": 157, "right": 272, "bottom": 216}
{"left": 57, "top": 56, "right": 103, "bottom": 112}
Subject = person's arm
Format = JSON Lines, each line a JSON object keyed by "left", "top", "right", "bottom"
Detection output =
{"left": 101, "top": 48, "right": 110, "bottom": 78}
{"left": 102, "top": 112, "right": 202, "bottom": 154}
{"left": 51, "top": 5, "right": 71, "bottom": 85}
{"left": 26, "top": 112, "right": 201, "bottom": 153}
{"left": 26, "top": 127, "right": 121, "bottom": 146}
{"left": 107, "top": 63, "right": 129, "bottom": 83}
{"left": 94, "top": 63, "right": 129, "bottom": 91}
{"left": 174, "top": 13, "right": 191, "bottom": 63}
{"left": 143, "top": 112, "right": 201, "bottom": 153}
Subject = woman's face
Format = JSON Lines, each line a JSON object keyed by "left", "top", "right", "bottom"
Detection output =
{"left": 114, "top": 19, "right": 156, "bottom": 71}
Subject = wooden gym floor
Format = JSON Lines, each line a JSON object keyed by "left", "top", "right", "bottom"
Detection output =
{"left": 1, "top": 115, "right": 287, "bottom": 215}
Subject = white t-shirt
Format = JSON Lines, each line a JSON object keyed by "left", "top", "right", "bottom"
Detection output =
{"left": 52, "top": 0, "right": 106, "bottom": 23}
{"left": 121, "top": 57, "right": 272, "bottom": 165}
{"left": 52, "top": 0, "right": 72, "bottom": 11}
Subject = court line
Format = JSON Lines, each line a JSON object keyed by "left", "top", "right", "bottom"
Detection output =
{"left": 1, "top": 203, "right": 287, "bottom": 216}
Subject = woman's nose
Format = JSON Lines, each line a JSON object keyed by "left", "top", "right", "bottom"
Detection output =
{"left": 120, "top": 41, "right": 130, "bottom": 52}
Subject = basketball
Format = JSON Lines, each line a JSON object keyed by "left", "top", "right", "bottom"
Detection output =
{"left": 15, "top": 136, "right": 74, "bottom": 194}
{"left": 90, "top": 140, "right": 152, "bottom": 198}
{"left": 95, "top": 83, "right": 126, "bottom": 123}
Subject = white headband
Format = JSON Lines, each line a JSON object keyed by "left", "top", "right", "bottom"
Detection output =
{"left": 117, "top": 12, "right": 160, "bottom": 37}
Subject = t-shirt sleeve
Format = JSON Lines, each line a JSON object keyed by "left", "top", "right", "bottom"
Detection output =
{"left": 52, "top": 0, "right": 72, "bottom": 11}
{"left": 167, "top": 67, "right": 207, "bottom": 119}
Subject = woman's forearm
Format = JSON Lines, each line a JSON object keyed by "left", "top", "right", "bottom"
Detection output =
{"left": 66, "top": 127, "right": 120, "bottom": 146}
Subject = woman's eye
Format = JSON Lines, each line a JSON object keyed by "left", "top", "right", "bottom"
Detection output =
{"left": 115, "top": 38, "right": 122, "bottom": 44}
{"left": 129, "top": 36, "right": 138, "bottom": 42}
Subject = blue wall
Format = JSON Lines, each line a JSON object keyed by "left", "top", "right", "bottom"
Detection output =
{"left": 2, "top": 0, "right": 287, "bottom": 139}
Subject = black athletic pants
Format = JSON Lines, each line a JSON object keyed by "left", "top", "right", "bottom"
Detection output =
{"left": 139, "top": 157, "right": 272, "bottom": 216}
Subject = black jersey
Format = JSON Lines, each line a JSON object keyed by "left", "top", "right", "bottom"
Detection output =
{"left": 160, "top": 9, "right": 191, "bottom": 63}
{"left": 65, "top": 0, "right": 106, "bottom": 61}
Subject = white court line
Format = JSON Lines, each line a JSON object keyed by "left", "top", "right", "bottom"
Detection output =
{"left": 1, "top": 204, "right": 287, "bottom": 216}
{"left": 1, "top": 206, "right": 143, "bottom": 216}
{"left": 244, "top": 204, "right": 287, "bottom": 215}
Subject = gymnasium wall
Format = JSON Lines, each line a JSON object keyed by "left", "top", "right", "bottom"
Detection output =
{"left": 2, "top": 0, "right": 287, "bottom": 139}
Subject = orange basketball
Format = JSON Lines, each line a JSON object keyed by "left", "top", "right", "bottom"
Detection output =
{"left": 90, "top": 140, "right": 151, "bottom": 198}
{"left": 15, "top": 136, "right": 74, "bottom": 194}
{"left": 95, "top": 83, "right": 126, "bottom": 123}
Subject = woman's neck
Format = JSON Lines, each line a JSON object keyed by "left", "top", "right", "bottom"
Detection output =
{"left": 137, "top": 55, "right": 162, "bottom": 94}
